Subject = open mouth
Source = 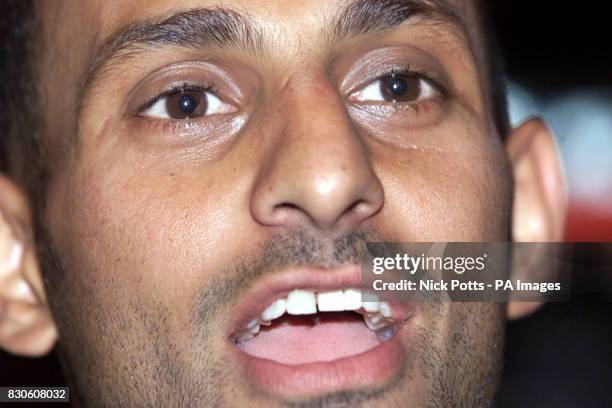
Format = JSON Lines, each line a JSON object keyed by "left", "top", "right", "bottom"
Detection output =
{"left": 227, "top": 266, "right": 416, "bottom": 396}
{"left": 233, "top": 289, "right": 399, "bottom": 365}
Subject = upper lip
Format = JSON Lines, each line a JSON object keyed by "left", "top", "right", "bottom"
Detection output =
{"left": 226, "top": 264, "right": 414, "bottom": 339}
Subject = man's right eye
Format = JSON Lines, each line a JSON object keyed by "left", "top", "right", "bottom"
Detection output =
{"left": 141, "top": 88, "right": 236, "bottom": 120}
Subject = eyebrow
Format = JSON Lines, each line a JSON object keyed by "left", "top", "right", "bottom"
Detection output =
{"left": 329, "top": 0, "right": 468, "bottom": 46}
{"left": 81, "top": 0, "right": 468, "bottom": 99}
{"left": 81, "top": 8, "right": 263, "bottom": 95}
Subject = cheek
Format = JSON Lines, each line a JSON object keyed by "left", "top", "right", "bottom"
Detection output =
{"left": 41, "top": 144, "right": 261, "bottom": 396}
{"left": 44, "top": 154, "right": 245, "bottom": 324}
{"left": 373, "top": 127, "right": 512, "bottom": 241}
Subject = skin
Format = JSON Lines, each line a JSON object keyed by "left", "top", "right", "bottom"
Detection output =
{"left": 0, "top": 0, "right": 567, "bottom": 406}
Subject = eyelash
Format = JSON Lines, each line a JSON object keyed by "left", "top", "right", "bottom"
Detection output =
{"left": 137, "top": 81, "right": 219, "bottom": 115}
{"left": 134, "top": 66, "right": 448, "bottom": 124}
{"left": 370, "top": 65, "right": 450, "bottom": 99}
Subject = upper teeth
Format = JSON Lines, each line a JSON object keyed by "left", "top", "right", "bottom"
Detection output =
{"left": 343, "top": 288, "right": 362, "bottom": 310}
{"left": 286, "top": 290, "right": 317, "bottom": 315}
{"left": 261, "top": 298, "right": 287, "bottom": 321}
{"left": 233, "top": 288, "right": 395, "bottom": 343}
{"left": 262, "top": 288, "right": 388, "bottom": 317}
{"left": 316, "top": 290, "right": 346, "bottom": 312}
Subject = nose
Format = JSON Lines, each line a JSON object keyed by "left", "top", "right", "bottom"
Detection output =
{"left": 250, "top": 78, "right": 384, "bottom": 234}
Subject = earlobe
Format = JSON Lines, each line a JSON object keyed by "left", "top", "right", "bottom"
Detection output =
{"left": 505, "top": 118, "right": 568, "bottom": 320}
{"left": 0, "top": 175, "right": 58, "bottom": 356}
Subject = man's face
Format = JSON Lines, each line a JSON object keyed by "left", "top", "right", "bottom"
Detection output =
{"left": 38, "top": 0, "right": 511, "bottom": 406}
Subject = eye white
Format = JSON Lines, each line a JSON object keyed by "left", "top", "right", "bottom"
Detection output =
{"left": 142, "top": 91, "right": 234, "bottom": 119}
{"left": 351, "top": 77, "right": 437, "bottom": 102}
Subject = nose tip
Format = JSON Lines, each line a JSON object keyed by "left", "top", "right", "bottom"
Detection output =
{"left": 250, "top": 150, "right": 384, "bottom": 233}
{"left": 299, "top": 170, "right": 384, "bottom": 230}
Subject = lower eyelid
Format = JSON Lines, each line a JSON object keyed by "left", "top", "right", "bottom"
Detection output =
{"left": 349, "top": 93, "right": 445, "bottom": 116}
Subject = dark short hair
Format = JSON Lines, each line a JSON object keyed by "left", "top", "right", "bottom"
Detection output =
{"left": 0, "top": 0, "right": 509, "bottom": 183}
{"left": 0, "top": 0, "right": 41, "bottom": 192}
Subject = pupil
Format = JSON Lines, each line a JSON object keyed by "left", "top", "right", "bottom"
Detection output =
{"left": 179, "top": 94, "right": 197, "bottom": 115}
{"left": 390, "top": 77, "right": 408, "bottom": 96}
{"left": 380, "top": 74, "right": 420, "bottom": 102}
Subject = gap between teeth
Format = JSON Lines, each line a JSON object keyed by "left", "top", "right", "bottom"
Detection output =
{"left": 236, "top": 289, "right": 394, "bottom": 342}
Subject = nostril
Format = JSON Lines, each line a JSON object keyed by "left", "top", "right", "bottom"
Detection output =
{"left": 251, "top": 159, "right": 384, "bottom": 230}
{"left": 268, "top": 202, "right": 309, "bottom": 227}
{"left": 275, "top": 203, "right": 300, "bottom": 211}
{"left": 347, "top": 200, "right": 364, "bottom": 213}
{"left": 329, "top": 199, "right": 380, "bottom": 231}
{"left": 349, "top": 199, "right": 378, "bottom": 218}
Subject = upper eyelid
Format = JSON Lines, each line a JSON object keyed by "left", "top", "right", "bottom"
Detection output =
{"left": 137, "top": 83, "right": 219, "bottom": 114}
{"left": 134, "top": 65, "right": 446, "bottom": 116}
{"left": 139, "top": 75, "right": 442, "bottom": 116}
{"left": 349, "top": 69, "right": 448, "bottom": 100}
{"left": 123, "top": 60, "right": 247, "bottom": 117}
{"left": 377, "top": 70, "right": 447, "bottom": 96}
{"left": 338, "top": 46, "right": 455, "bottom": 98}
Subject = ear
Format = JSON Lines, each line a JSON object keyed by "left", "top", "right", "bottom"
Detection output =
{"left": 0, "top": 175, "right": 57, "bottom": 356}
{"left": 505, "top": 118, "right": 568, "bottom": 320}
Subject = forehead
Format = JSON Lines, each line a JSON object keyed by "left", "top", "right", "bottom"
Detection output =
{"left": 38, "top": 0, "right": 481, "bottom": 100}
{"left": 41, "top": 0, "right": 476, "bottom": 46}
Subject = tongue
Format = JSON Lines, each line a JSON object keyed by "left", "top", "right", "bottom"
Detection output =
{"left": 238, "top": 312, "right": 380, "bottom": 365}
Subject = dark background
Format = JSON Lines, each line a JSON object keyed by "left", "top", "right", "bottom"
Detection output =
{"left": 490, "top": 2, "right": 611, "bottom": 407}
{"left": 1, "top": 2, "right": 611, "bottom": 407}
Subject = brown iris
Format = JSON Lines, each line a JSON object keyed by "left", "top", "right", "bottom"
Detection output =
{"left": 165, "top": 90, "right": 208, "bottom": 119}
{"left": 379, "top": 74, "right": 421, "bottom": 102}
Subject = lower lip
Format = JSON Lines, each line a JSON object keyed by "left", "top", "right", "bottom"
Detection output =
{"left": 230, "top": 323, "right": 411, "bottom": 397}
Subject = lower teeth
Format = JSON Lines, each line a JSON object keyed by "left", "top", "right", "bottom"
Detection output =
{"left": 234, "top": 331, "right": 254, "bottom": 343}
{"left": 376, "top": 325, "right": 395, "bottom": 342}
{"left": 234, "top": 311, "right": 397, "bottom": 344}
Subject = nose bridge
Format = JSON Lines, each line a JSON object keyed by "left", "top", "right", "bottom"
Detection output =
{"left": 250, "top": 75, "right": 384, "bottom": 232}
{"left": 284, "top": 79, "right": 366, "bottom": 180}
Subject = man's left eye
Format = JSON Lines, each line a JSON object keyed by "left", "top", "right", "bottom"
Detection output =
{"left": 350, "top": 73, "right": 438, "bottom": 103}
{"left": 141, "top": 89, "right": 235, "bottom": 119}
